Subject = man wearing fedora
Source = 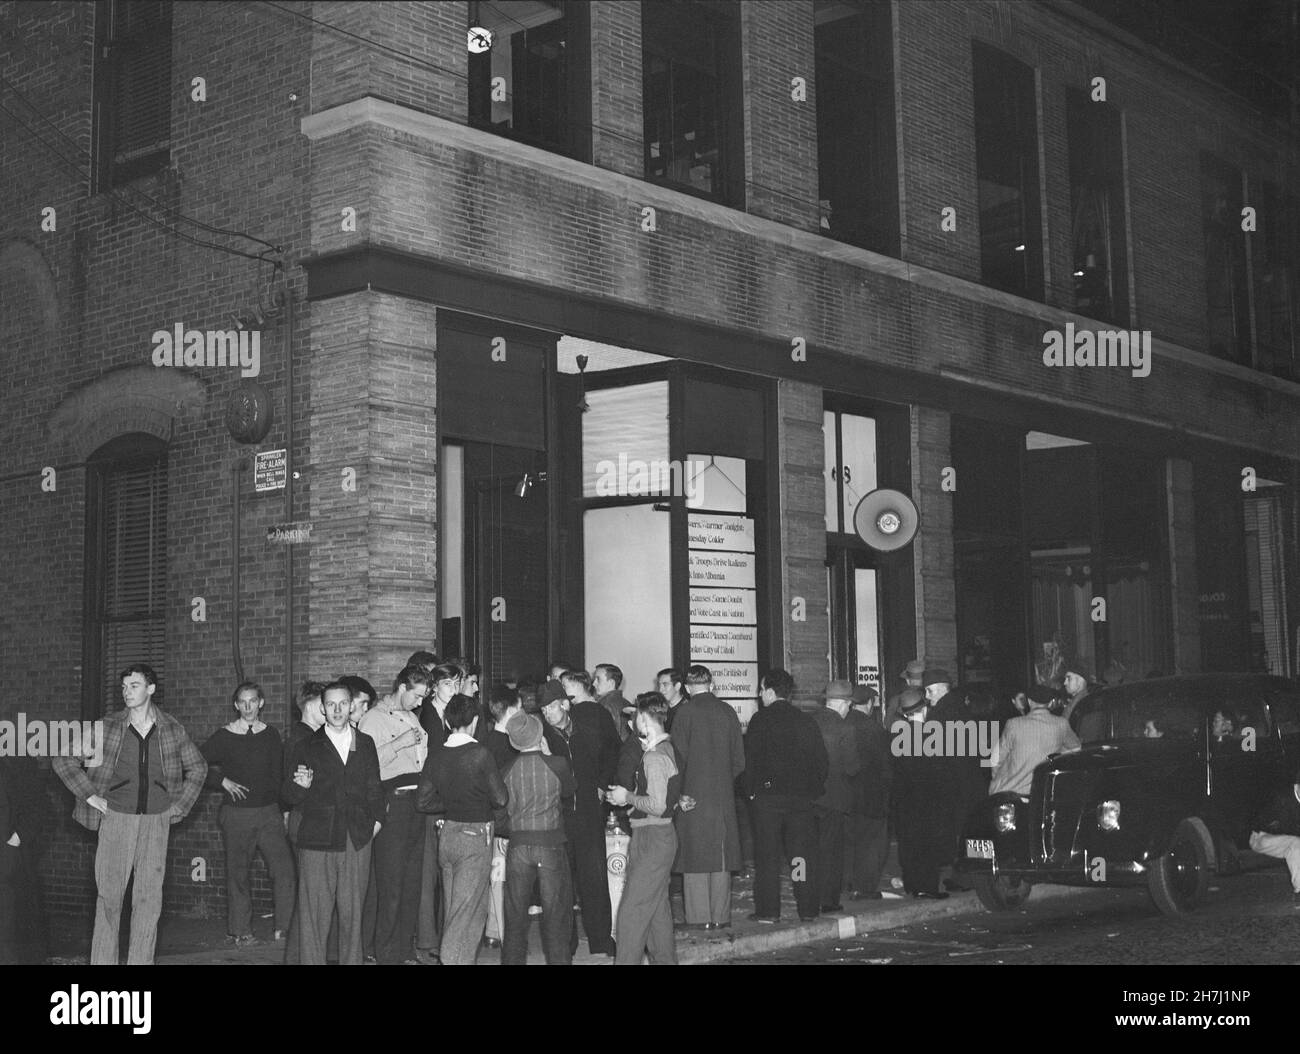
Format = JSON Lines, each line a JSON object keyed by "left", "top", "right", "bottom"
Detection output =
{"left": 809, "top": 680, "right": 861, "bottom": 912}
{"left": 922, "top": 668, "right": 982, "bottom": 892}
{"left": 845, "top": 685, "right": 892, "bottom": 900}
{"left": 890, "top": 685, "right": 950, "bottom": 899}
{"left": 884, "top": 659, "right": 926, "bottom": 727}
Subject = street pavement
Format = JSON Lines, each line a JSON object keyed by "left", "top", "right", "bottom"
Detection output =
{"left": 718, "top": 865, "right": 1300, "bottom": 965}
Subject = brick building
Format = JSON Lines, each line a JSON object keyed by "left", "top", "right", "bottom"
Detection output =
{"left": 0, "top": 0, "right": 1296, "bottom": 924}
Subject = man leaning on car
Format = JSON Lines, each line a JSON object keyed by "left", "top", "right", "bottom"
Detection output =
{"left": 1249, "top": 770, "right": 1300, "bottom": 902}
{"left": 988, "top": 685, "right": 1081, "bottom": 799}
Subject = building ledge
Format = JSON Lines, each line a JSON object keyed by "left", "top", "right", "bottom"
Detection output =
{"left": 301, "top": 96, "right": 1300, "bottom": 402}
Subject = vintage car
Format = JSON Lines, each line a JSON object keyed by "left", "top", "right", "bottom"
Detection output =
{"left": 955, "top": 674, "right": 1300, "bottom": 916}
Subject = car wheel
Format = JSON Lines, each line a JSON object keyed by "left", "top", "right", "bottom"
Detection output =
{"left": 972, "top": 873, "right": 1034, "bottom": 912}
{"left": 1147, "top": 817, "right": 1214, "bottom": 916}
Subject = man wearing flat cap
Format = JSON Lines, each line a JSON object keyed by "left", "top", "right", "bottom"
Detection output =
{"left": 809, "top": 680, "right": 861, "bottom": 912}
{"left": 501, "top": 710, "right": 575, "bottom": 964}
{"left": 989, "top": 685, "right": 1081, "bottom": 798}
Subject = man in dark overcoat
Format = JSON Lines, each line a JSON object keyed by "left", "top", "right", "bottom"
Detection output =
{"left": 671, "top": 665, "right": 746, "bottom": 928}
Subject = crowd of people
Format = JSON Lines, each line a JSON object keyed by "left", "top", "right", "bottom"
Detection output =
{"left": 2, "top": 652, "right": 1294, "bottom": 964}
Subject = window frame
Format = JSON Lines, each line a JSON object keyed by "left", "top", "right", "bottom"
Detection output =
{"left": 640, "top": 0, "right": 744, "bottom": 206}
{"left": 92, "top": 0, "right": 174, "bottom": 193}
{"left": 82, "top": 433, "right": 169, "bottom": 721}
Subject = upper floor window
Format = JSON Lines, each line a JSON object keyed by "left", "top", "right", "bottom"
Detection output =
{"left": 814, "top": 0, "right": 899, "bottom": 256}
{"left": 467, "top": 1, "right": 591, "bottom": 160}
{"left": 93, "top": 0, "right": 172, "bottom": 191}
{"left": 83, "top": 434, "right": 168, "bottom": 719}
{"left": 1201, "top": 153, "right": 1251, "bottom": 365}
{"left": 1066, "top": 91, "right": 1129, "bottom": 325}
{"left": 1253, "top": 181, "right": 1298, "bottom": 380}
{"left": 642, "top": 0, "right": 743, "bottom": 205}
{"left": 972, "top": 43, "right": 1043, "bottom": 300}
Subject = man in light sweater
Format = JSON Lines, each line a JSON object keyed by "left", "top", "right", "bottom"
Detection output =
{"left": 501, "top": 710, "right": 575, "bottom": 963}
{"left": 606, "top": 693, "right": 687, "bottom": 965}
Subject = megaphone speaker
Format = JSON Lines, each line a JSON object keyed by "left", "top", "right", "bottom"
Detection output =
{"left": 852, "top": 488, "right": 919, "bottom": 551}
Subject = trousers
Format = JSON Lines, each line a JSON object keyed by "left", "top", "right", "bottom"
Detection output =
{"left": 371, "top": 789, "right": 426, "bottom": 964}
{"left": 1250, "top": 830, "right": 1300, "bottom": 892}
{"left": 751, "top": 795, "right": 819, "bottom": 920}
{"left": 439, "top": 819, "right": 493, "bottom": 965}
{"left": 297, "top": 836, "right": 372, "bottom": 965}
{"left": 416, "top": 815, "right": 443, "bottom": 952}
{"left": 219, "top": 804, "right": 295, "bottom": 935}
{"left": 815, "top": 805, "right": 847, "bottom": 907}
{"left": 503, "top": 841, "right": 573, "bottom": 964}
{"left": 682, "top": 871, "right": 731, "bottom": 924}
{"left": 615, "top": 824, "right": 677, "bottom": 965}
{"left": 91, "top": 810, "right": 170, "bottom": 965}
{"left": 844, "top": 813, "right": 890, "bottom": 896}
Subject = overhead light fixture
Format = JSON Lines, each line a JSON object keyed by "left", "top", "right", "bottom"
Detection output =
{"left": 515, "top": 471, "right": 547, "bottom": 499}
{"left": 468, "top": 26, "right": 493, "bottom": 53}
{"left": 576, "top": 353, "right": 590, "bottom": 412}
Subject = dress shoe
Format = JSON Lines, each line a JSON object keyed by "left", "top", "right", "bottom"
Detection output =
{"left": 798, "top": 914, "right": 819, "bottom": 922}
{"left": 911, "top": 890, "right": 949, "bottom": 900}
{"left": 411, "top": 947, "right": 441, "bottom": 966}
{"left": 702, "top": 921, "right": 731, "bottom": 931}
{"left": 820, "top": 903, "right": 843, "bottom": 913}
{"left": 747, "top": 913, "right": 778, "bottom": 924}
{"left": 942, "top": 877, "right": 969, "bottom": 892}
{"left": 850, "top": 890, "right": 883, "bottom": 900}
{"left": 482, "top": 936, "right": 501, "bottom": 949}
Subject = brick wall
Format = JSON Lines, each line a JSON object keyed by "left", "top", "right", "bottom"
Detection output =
{"left": 776, "top": 379, "right": 828, "bottom": 700}
{"left": 741, "top": 0, "right": 819, "bottom": 233}
{"left": 589, "top": 0, "right": 642, "bottom": 177}
{"left": 910, "top": 406, "right": 957, "bottom": 671}
{"left": 0, "top": 1, "right": 314, "bottom": 922}
{"left": 307, "top": 291, "right": 440, "bottom": 682}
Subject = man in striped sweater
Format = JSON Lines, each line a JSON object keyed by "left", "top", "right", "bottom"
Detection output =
{"left": 501, "top": 711, "right": 575, "bottom": 964}
{"left": 606, "top": 693, "right": 685, "bottom": 965}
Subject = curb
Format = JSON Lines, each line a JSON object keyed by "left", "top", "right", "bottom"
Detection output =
{"left": 677, "top": 884, "right": 1102, "bottom": 964}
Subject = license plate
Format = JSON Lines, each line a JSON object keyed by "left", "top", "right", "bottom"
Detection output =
{"left": 966, "top": 838, "right": 995, "bottom": 860}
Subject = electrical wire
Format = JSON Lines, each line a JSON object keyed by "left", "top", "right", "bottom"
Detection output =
{"left": 0, "top": 98, "right": 279, "bottom": 263}
{"left": 0, "top": 71, "right": 283, "bottom": 257}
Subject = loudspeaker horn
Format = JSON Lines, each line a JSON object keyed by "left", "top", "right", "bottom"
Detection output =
{"left": 852, "top": 488, "right": 919, "bottom": 551}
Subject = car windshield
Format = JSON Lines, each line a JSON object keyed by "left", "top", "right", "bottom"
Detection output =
{"left": 1074, "top": 688, "right": 1203, "bottom": 745}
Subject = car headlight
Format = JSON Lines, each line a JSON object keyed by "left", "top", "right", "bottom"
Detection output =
{"left": 1097, "top": 800, "right": 1121, "bottom": 831}
{"left": 995, "top": 802, "right": 1017, "bottom": 832}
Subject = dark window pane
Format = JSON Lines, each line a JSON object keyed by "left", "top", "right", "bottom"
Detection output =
{"left": 814, "top": 0, "right": 898, "bottom": 256}
{"left": 1066, "top": 92, "right": 1129, "bottom": 324}
{"left": 86, "top": 436, "right": 168, "bottom": 718}
{"left": 1201, "top": 153, "right": 1252, "bottom": 365}
{"left": 642, "top": 1, "right": 741, "bottom": 204}
{"left": 1253, "top": 182, "right": 1299, "bottom": 380}
{"left": 973, "top": 44, "right": 1043, "bottom": 299}
{"left": 467, "top": 1, "right": 587, "bottom": 159}
{"left": 95, "top": 0, "right": 172, "bottom": 188}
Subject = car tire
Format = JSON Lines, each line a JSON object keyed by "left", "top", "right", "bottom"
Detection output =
{"left": 972, "top": 873, "right": 1034, "bottom": 912}
{"left": 1148, "top": 817, "right": 1214, "bottom": 916}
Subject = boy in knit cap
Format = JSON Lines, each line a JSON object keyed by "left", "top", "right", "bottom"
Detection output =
{"left": 501, "top": 711, "right": 575, "bottom": 964}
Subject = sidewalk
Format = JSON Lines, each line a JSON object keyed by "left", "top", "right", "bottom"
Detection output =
{"left": 47, "top": 843, "right": 1088, "bottom": 965}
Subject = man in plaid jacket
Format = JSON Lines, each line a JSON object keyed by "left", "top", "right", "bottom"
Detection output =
{"left": 52, "top": 664, "right": 207, "bottom": 964}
